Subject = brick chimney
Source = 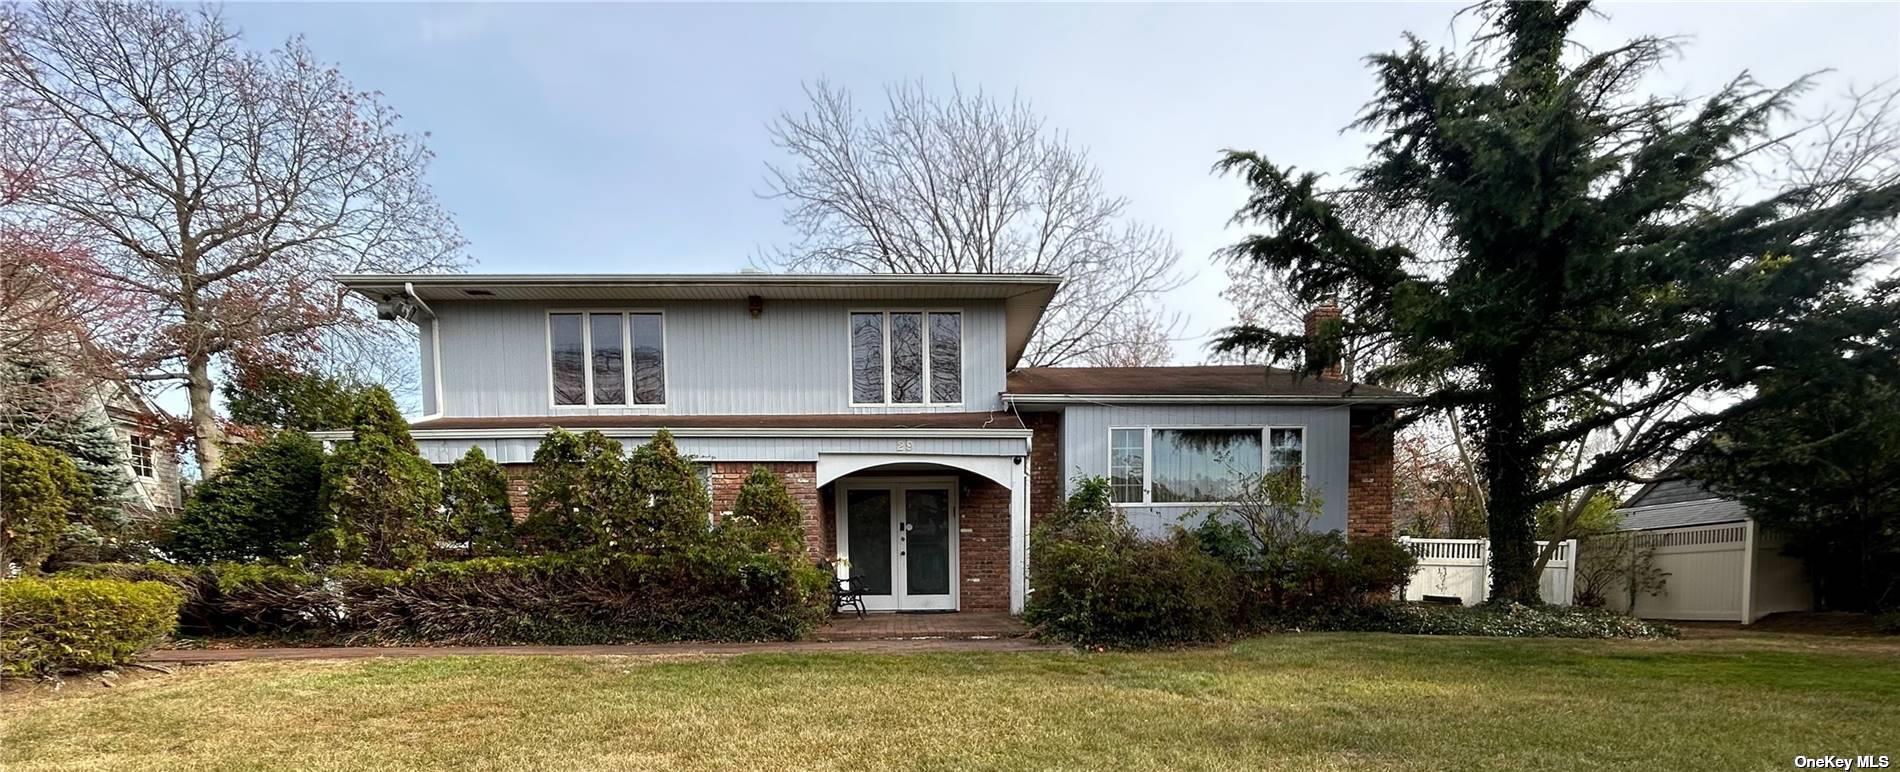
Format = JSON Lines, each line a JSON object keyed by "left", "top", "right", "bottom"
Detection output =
{"left": 1303, "top": 300, "right": 1344, "bottom": 380}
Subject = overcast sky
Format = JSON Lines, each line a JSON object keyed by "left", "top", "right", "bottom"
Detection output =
{"left": 222, "top": 1, "right": 1900, "bottom": 364}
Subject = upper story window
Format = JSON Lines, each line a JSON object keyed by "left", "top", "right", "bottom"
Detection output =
{"left": 850, "top": 310, "right": 961, "bottom": 405}
{"left": 550, "top": 311, "right": 665, "bottom": 407}
{"left": 1108, "top": 426, "right": 1304, "bottom": 505}
{"left": 129, "top": 434, "right": 155, "bottom": 479}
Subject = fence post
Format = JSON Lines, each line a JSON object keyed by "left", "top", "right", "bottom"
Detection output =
{"left": 1564, "top": 539, "right": 1578, "bottom": 605}
{"left": 1477, "top": 538, "right": 1492, "bottom": 604}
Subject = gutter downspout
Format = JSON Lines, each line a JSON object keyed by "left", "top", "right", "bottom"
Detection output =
{"left": 405, "top": 282, "right": 444, "bottom": 417}
{"left": 403, "top": 282, "right": 437, "bottom": 320}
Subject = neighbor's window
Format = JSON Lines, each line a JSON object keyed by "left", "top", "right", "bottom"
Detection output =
{"left": 1111, "top": 427, "right": 1305, "bottom": 505}
{"left": 1109, "top": 428, "right": 1145, "bottom": 503}
{"left": 850, "top": 310, "right": 961, "bottom": 405}
{"left": 551, "top": 311, "right": 665, "bottom": 406}
{"left": 129, "top": 434, "right": 155, "bottom": 479}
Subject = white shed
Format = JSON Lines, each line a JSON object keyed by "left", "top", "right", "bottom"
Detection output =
{"left": 1608, "top": 477, "right": 1813, "bottom": 623}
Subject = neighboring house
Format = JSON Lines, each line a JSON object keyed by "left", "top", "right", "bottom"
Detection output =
{"left": 1609, "top": 471, "right": 1812, "bottom": 623}
{"left": 318, "top": 273, "right": 1408, "bottom": 615}
{"left": 98, "top": 380, "right": 185, "bottom": 516}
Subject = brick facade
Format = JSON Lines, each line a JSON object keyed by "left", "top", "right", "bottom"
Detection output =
{"left": 708, "top": 462, "right": 823, "bottom": 560}
{"left": 1347, "top": 407, "right": 1396, "bottom": 540}
{"left": 957, "top": 478, "right": 1012, "bottom": 612}
{"left": 1022, "top": 410, "right": 1064, "bottom": 525}
{"left": 501, "top": 463, "right": 534, "bottom": 519}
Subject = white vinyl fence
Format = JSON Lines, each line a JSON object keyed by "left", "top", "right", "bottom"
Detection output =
{"left": 1399, "top": 537, "right": 1577, "bottom": 606}
{"left": 1601, "top": 521, "right": 1811, "bottom": 623}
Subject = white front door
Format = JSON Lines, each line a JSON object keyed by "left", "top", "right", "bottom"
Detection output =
{"left": 837, "top": 480, "right": 958, "bottom": 612}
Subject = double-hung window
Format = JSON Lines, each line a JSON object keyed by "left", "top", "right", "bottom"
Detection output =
{"left": 550, "top": 311, "right": 665, "bottom": 406}
{"left": 850, "top": 310, "right": 961, "bottom": 405}
{"left": 129, "top": 434, "right": 155, "bottom": 479}
{"left": 1107, "top": 426, "right": 1305, "bottom": 505}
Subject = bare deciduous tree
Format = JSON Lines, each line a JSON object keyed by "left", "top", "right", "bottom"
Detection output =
{"left": 0, "top": 2, "right": 466, "bottom": 472}
{"left": 764, "top": 80, "right": 1185, "bottom": 367}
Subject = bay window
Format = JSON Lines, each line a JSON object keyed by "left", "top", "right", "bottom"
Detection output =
{"left": 1107, "top": 426, "right": 1306, "bottom": 505}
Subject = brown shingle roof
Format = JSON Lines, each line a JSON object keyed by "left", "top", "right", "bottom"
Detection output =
{"left": 407, "top": 411, "right": 1026, "bottom": 432}
{"left": 1004, "top": 366, "right": 1412, "bottom": 400}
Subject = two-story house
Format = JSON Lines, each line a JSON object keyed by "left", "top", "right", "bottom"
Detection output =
{"left": 326, "top": 273, "right": 1409, "bottom": 615}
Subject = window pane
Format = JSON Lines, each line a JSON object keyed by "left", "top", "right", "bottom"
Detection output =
{"left": 1269, "top": 427, "right": 1304, "bottom": 479}
{"left": 590, "top": 314, "right": 625, "bottom": 405}
{"left": 1152, "top": 429, "right": 1262, "bottom": 503}
{"left": 846, "top": 489, "right": 892, "bottom": 596}
{"left": 929, "top": 312, "right": 961, "bottom": 403}
{"left": 889, "top": 312, "right": 923, "bottom": 403}
{"left": 1110, "top": 428, "right": 1145, "bottom": 503}
{"left": 630, "top": 313, "right": 665, "bottom": 404}
{"left": 850, "top": 313, "right": 884, "bottom": 403}
{"left": 550, "top": 313, "right": 585, "bottom": 405}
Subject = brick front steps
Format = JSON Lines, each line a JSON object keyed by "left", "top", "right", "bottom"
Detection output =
{"left": 814, "top": 612, "right": 1030, "bottom": 642}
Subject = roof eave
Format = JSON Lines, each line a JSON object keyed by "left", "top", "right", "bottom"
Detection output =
{"left": 1001, "top": 393, "right": 1419, "bottom": 406}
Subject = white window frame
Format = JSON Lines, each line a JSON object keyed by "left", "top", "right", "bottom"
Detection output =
{"left": 546, "top": 309, "right": 668, "bottom": 409}
{"left": 847, "top": 308, "right": 965, "bottom": 408}
{"left": 1106, "top": 425, "right": 1308, "bottom": 507}
{"left": 129, "top": 434, "right": 155, "bottom": 479}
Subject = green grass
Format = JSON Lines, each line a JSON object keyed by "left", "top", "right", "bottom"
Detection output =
{"left": 4, "top": 634, "right": 1897, "bottom": 771}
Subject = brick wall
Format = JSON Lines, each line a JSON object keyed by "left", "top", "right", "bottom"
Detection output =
{"left": 709, "top": 462, "right": 822, "bottom": 560}
{"left": 1022, "top": 410, "right": 1064, "bottom": 526}
{"left": 958, "top": 478, "right": 1011, "bottom": 612}
{"left": 1347, "top": 407, "right": 1395, "bottom": 540}
{"left": 501, "top": 463, "right": 534, "bottom": 519}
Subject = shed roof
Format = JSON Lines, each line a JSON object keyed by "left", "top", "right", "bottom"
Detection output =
{"left": 1614, "top": 497, "right": 1750, "bottom": 531}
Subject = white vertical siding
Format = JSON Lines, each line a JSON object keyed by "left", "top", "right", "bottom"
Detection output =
{"left": 418, "top": 319, "right": 437, "bottom": 416}
{"left": 1058, "top": 404, "right": 1352, "bottom": 536}
{"left": 417, "top": 435, "right": 1028, "bottom": 465}
{"left": 430, "top": 299, "right": 1007, "bottom": 417}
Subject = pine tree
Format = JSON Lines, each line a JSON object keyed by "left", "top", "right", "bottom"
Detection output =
{"left": 520, "top": 428, "right": 634, "bottom": 553}
{"left": 629, "top": 430, "right": 710, "bottom": 553}
{"left": 442, "top": 446, "right": 516, "bottom": 558}
{"left": 1215, "top": 2, "right": 1900, "bottom": 602}
{"left": 168, "top": 430, "right": 326, "bottom": 563}
{"left": 0, "top": 358, "right": 134, "bottom": 529}
{"left": 1691, "top": 356, "right": 1900, "bottom": 612}
{"left": 317, "top": 386, "right": 442, "bottom": 567}
{"left": 724, "top": 466, "right": 807, "bottom": 556}
{"left": 224, "top": 352, "right": 363, "bottom": 432}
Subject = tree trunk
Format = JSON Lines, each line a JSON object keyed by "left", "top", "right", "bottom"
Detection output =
{"left": 186, "top": 350, "right": 224, "bottom": 474}
{"left": 1483, "top": 361, "right": 1542, "bottom": 605}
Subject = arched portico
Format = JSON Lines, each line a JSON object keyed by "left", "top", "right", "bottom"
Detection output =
{"left": 816, "top": 453, "right": 1029, "bottom": 614}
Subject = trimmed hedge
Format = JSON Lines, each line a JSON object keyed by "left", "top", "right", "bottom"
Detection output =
{"left": 59, "top": 549, "right": 833, "bottom": 645}
{"left": 1269, "top": 602, "right": 1679, "bottom": 639}
{"left": 1, "top": 578, "right": 182, "bottom": 677}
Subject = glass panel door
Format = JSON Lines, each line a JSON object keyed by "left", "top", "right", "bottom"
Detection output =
{"left": 903, "top": 490, "right": 951, "bottom": 596}
{"left": 845, "top": 489, "right": 893, "bottom": 600}
{"left": 899, "top": 488, "right": 955, "bottom": 610}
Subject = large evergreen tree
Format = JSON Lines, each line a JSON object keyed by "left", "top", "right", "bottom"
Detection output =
{"left": 1215, "top": 2, "right": 1900, "bottom": 602}
{"left": 1691, "top": 350, "right": 1900, "bottom": 612}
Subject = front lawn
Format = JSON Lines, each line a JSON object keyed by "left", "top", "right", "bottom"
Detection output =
{"left": 4, "top": 634, "right": 1896, "bottom": 771}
